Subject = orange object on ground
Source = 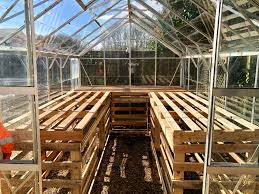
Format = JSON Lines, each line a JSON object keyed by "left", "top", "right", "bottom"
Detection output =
{"left": 0, "top": 122, "right": 14, "bottom": 160}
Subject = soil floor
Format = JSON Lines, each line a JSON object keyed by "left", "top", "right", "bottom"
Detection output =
{"left": 90, "top": 135, "right": 163, "bottom": 194}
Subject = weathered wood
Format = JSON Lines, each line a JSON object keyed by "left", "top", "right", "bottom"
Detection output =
{"left": 41, "top": 131, "right": 83, "bottom": 141}
{"left": 150, "top": 91, "right": 259, "bottom": 194}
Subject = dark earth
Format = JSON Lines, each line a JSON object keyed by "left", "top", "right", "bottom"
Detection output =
{"left": 90, "top": 135, "right": 163, "bottom": 194}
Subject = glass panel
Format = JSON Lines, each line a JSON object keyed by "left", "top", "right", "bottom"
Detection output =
{"left": 0, "top": 1, "right": 34, "bottom": 86}
{"left": 188, "top": 58, "right": 199, "bottom": 91}
{"left": 62, "top": 58, "right": 71, "bottom": 91}
{"left": 157, "top": 42, "right": 177, "bottom": 58}
{"left": 131, "top": 59, "right": 155, "bottom": 85}
{"left": 0, "top": 94, "right": 36, "bottom": 161}
{"left": 216, "top": 56, "right": 257, "bottom": 88}
{"left": 37, "top": 57, "right": 48, "bottom": 105}
{"left": 70, "top": 58, "right": 79, "bottom": 89}
{"left": 0, "top": 0, "right": 27, "bottom": 48}
{"left": 0, "top": 53, "right": 33, "bottom": 86}
{"left": 211, "top": 93, "right": 259, "bottom": 164}
{"left": 81, "top": 59, "right": 104, "bottom": 85}
{"left": 209, "top": 174, "right": 259, "bottom": 194}
{"left": 0, "top": 171, "right": 38, "bottom": 193}
{"left": 106, "top": 59, "right": 129, "bottom": 85}
{"left": 49, "top": 59, "right": 61, "bottom": 98}
{"left": 157, "top": 59, "right": 180, "bottom": 86}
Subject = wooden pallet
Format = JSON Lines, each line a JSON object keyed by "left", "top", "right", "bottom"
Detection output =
{"left": 149, "top": 91, "right": 259, "bottom": 194}
{"left": 1, "top": 91, "right": 111, "bottom": 194}
{"left": 39, "top": 91, "right": 111, "bottom": 194}
{"left": 111, "top": 92, "right": 149, "bottom": 134}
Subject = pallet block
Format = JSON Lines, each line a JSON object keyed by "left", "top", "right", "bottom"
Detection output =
{"left": 149, "top": 91, "right": 259, "bottom": 194}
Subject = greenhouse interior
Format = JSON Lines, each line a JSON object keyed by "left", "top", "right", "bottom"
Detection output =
{"left": 0, "top": 0, "right": 258, "bottom": 193}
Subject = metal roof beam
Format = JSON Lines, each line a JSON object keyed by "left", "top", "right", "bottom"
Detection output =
{"left": 47, "top": 5, "right": 126, "bottom": 54}
{"left": 79, "top": 21, "right": 129, "bottom": 56}
{"left": 131, "top": 2, "right": 201, "bottom": 50}
{"left": 0, "top": 0, "right": 49, "bottom": 24}
{"left": 157, "top": 0, "right": 212, "bottom": 43}
{"left": 36, "top": 9, "right": 85, "bottom": 46}
{"left": 0, "top": 0, "right": 19, "bottom": 21}
{"left": 77, "top": 17, "right": 128, "bottom": 53}
{"left": 131, "top": 7, "right": 190, "bottom": 52}
{"left": 132, "top": 19, "right": 182, "bottom": 57}
{"left": 64, "top": 12, "right": 128, "bottom": 55}
{"left": 0, "top": 0, "right": 63, "bottom": 46}
{"left": 76, "top": 0, "right": 98, "bottom": 11}
{"left": 131, "top": 15, "right": 183, "bottom": 55}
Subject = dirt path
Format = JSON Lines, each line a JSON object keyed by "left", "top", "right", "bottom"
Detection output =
{"left": 91, "top": 135, "right": 163, "bottom": 194}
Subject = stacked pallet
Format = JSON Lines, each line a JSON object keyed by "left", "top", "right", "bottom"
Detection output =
{"left": 149, "top": 91, "right": 259, "bottom": 194}
{"left": 39, "top": 91, "right": 111, "bottom": 193}
{"left": 111, "top": 92, "right": 149, "bottom": 134}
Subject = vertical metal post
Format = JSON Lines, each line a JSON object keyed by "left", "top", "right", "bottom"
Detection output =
{"left": 183, "top": 58, "right": 186, "bottom": 88}
{"left": 129, "top": 22, "right": 132, "bottom": 86}
{"left": 251, "top": 55, "right": 259, "bottom": 123}
{"left": 187, "top": 58, "right": 190, "bottom": 91}
{"left": 103, "top": 40, "right": 107, "bottom": 86}
{"left": 180, "top": 58, "right": 184, "bottom": 87}
{"left": 46, "top": 57, "right": 50, "bottom": 101}
{"left": 196, "top": 59, "right": 200, "bottom": 94}
{"left": 60, "top": 58, "right": 63, "bottom": 95}
{"left": 78, "top": 58, "right": 82, "bottom": 88}
{"left": 26, "top": 0, "right": 42, "bottom": 192}
{"left": 203, "top": 1, "right": 223, "bottom": 194}
{"left": 224, "top": 57, "right": 229, "bottom": 109}
{"left": 155, "top": 39, "right": 157, "bottom": 86}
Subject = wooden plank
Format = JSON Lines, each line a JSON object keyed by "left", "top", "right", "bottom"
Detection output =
{"left": 173, "top": 130, "right": 259, "bottom": 144}
{"left": 49, "top": 92, "right": 84, "bottom": 111}
{"left": 42, "top": 161, "right": 81, "bottom": 170}
{"left": 159, "top": 92, "right": 201, "bottom": 132}
{"left": 54, "top": 92, "right": 93, "bottom": 129}
{"left": 75, "top": 92, "right": 109, "bottom": 130}
{"left": 177, "top": 92, "right": 241, "bottom": 131}
{"left": 173, "top": 143, "right": 258, "bottom": 153}
{"left": 81, "top": 105, "right": 109, "bottom": 151}
{"left": 173, "top": 162, "right": 204, "bottom": 172}
{"left": 112, "top": 92, "right": 148, "bottom": 97}
{"left": 168, "top": 92, "right": 220, "bottom": 130}
{"left": 41, "top": 143, "right": 80, "bottom": 151}
{"left": 172, "top": 180, "right": 202, "bottom": 189}
{"left": 43, "top": 179, "right": 82, "bottom": 188}
{"left": 111, "top": 121, "right": 147, "bottom": 126}
{"left": 111, "top": 107, "right": 146, "bottom": 111}
{"left": 39, "top": 90, "right": 74, "bottom": 110}
{"left": 112, "top": 114, "right": 147, "bottom": 119}
{"left": 4, "top": 113, "right": 30, "bottom": 129}
{"left": 160, "top": 144, "right": 174, "bottom": 180}
{"left": 150, "top": 92, "right": 181, "bottom": 131}
{"left": 71, "top": 150, "right": 81, "bottom": 194}
{"left": 40, "top": 131, "right": 83, "bottom": 141}
{"left": 207, "top": 166, "right": 259, "bottom": 175}
{"left": 39, "top": 92, "right": 84, "bottom": 120}
{"left": 186, "top": 92, "right": 259, "bottom": 130}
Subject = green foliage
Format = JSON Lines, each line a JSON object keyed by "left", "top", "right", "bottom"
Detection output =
{"left": 228, "top": 56, "right": 257, "bottom": 87}
{"left": 166, "top": 0, "right": 200, "bottom": 27}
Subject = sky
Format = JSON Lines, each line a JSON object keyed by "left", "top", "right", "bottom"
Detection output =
{"left": 0, "top": 0, "right": 164, "bottom": 51}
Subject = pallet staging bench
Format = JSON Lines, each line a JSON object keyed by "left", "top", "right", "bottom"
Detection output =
{"left": 39, "top": 91, "right": 111, "bottom": 193}
{"left": 1, "top": 88, "right": 259, "bottom": 194}
{"left": 150, "top": 91, "right": 259, "bottom": 194}
{"left": 0, "top": 91, "right": 111, "bottom": 194}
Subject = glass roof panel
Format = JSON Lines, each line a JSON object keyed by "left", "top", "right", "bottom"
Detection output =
{"left": 0, "top": 0, "right": 27, "bottom": 48}
{"left": 220, "top": 0, "right": 259, "bottom": 52}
